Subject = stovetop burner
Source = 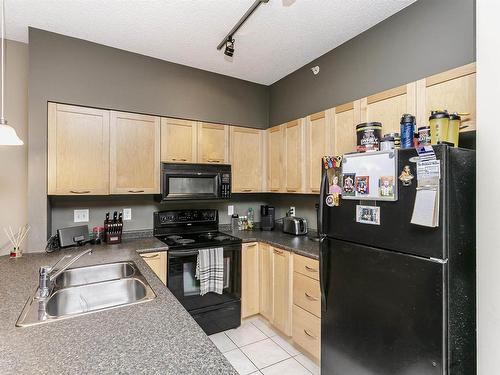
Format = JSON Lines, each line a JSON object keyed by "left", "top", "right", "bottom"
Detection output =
{"left": 156, "top": 231, "right": 241, "bottom": 249}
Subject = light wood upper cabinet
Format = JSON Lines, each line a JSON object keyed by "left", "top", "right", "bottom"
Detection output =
{"left": 198, "top": 122, "right": 229, "bottom": 163}
{"left": 305, "top": 111, "right": 333, "bottom": 193}
{"left": 110, "top": 111, "right": 160, "bottom": 194}
{"left": 361, "top": 83, "right": 416, "bottom": 135}
{"left": 267, "top": 125, "right": 284, "bottom": 192}
{"left": 242, "top": 242, "right": 260, "bottom": 318}
{"left": 284, "top": 120, "right": 304, "bottom": 193}
{"left": 272, "top": 247, "right": 293, "bottom": 336}
{"left": 333, "top": 101, "right": 360, "bottom": 156}
{"left": 259, "top": 243, "right": 274, "bottom": 322}
{"left": 161, "top": 118, "right": 197, "bottom": 163}
{"left": 417, "top": 62, "right": 476, "bottom": 132}
{"left": 140, "top": 251, "right": 167, "bottom": 285}
{"left": 230, "top": 127, "right": 264, "bottom": 192}
{"left": 48, "top": 103, "right": 110, "bottom": 195}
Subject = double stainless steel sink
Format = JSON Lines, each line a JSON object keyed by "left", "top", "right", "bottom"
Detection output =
{"left": 17, "top": 261, "right": 156, "bottom": 327}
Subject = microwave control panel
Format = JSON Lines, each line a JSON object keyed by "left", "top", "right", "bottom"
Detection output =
{"left": 221, "top": 173, "right": 231, "bottom": 198}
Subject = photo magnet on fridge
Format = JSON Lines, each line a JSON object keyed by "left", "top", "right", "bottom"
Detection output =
{"left": 342, "top": 173, "right": 356, "bottom": 197}
{"left": 355, "top": 176, "right": 369, "bottom": 195}
{"left": 379, "top": 176, "right": 395, "bottom": 198}
{"left": 356, "top": 205, "right": 380, "bottom": 225}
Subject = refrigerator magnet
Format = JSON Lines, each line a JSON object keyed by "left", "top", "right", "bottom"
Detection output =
{"left": 355, "top": 176, "right": 370, "bottom": 195}
{"left": 342, "top": 173, "right": 356, "bottom": 197}
{"left": 356, "top": 205, "right": 380, "bottom": 225}
{"left": 325, "top": 194, "right": 335, "bottom": 207}
{"left": 399, "top": 165, "right": 414, "bottom": 186}
{"left": 379, "top": 176, "right": 395, "bottom": 198}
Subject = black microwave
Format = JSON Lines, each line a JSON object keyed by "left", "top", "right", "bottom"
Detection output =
{"left": 160, "top": 163, "right": 231, "bottom": 201}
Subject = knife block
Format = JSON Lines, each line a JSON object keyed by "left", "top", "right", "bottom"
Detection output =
{"left": 104, "top": 219, "right": 123, "bottom": 244}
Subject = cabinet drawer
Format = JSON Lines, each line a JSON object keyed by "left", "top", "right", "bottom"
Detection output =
{"left": 293, "top": 305, "right": 321, "bottom": 360}
{"left": 293, "top": 272, "right": 320, "bottom": 317}
{"left": 294, "top": 254, "right": 319, "bottom": 280}
{"left": 140, "top": 251, "right": 167, "bottom": 285}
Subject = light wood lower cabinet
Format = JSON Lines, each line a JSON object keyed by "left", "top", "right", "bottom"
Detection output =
{"left": 47, "top": 103, "right": 110, "bottom": 195}
{"left": 140, "top": 251, "right": 167, "bottom": 285}
{"left": 110, "top": 111, "right": 160, "bottom": 194}
{"left": 293, "top": 272, "right": 321, "bottom": 318}
{"left": 259, "top": 243, "right": 274, "bottom": 321}
{"left": 272, "top": 247, "right": 293, "bottom": 336}
{"left": 242, "top": 242, "right": 260, "bottom": 318}
{"left": 293, "top": 304, "right": 321, "bottom": 360}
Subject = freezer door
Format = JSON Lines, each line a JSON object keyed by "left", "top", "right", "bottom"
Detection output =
{"left": 321, "top": 238, "right": 445, "bottom": 375}
{"left": 322, "top": 146, "right": 452, "bottom": 259}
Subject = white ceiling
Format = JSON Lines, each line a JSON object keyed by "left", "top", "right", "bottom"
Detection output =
{"left": 6, "top": 0, "right": 416, "bottom": 85}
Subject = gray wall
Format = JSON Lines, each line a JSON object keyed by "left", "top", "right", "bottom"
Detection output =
{"left": 269, "top": 0, "right": 476, "bottom": 126}
{"left": 50, "top": 195, "right": 270, "bottom": 235}
{"left": 27, "top": 28, "right": 269, "bottom": 251}
{"left": 50, "top": 194, "right": 321, "bottom": 234}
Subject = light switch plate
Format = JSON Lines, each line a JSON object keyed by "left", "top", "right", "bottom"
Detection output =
{"left": 123, "top": 208, "right": 132, "bottom": 221}
{"left": 74, "top": 209, "right": 89, "bottom": 223}
{"left": 289, "top": 206, "right": 296, "bottom": 216}
{"left": 227, "top": 205, "right": 234, "bottom": 216}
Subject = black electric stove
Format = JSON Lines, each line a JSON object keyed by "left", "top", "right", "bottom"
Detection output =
{"left": 153, "top": 209, "right": 242, "bottom": 335}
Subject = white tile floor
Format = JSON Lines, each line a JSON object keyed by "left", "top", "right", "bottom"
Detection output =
{"left": 209, "top": 316, "right": 320, "bottom": 375}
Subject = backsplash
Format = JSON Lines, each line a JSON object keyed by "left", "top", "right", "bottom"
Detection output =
{"left": 49, "top": 193, "right": 320, "bottom": 235}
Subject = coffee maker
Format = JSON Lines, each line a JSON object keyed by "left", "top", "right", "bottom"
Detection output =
{"left": 260, "top": 205, "right": 275, "bottom": 231}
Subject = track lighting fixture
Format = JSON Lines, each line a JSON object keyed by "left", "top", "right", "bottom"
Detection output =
{"left": 217, "top": 0, "right": 269, "bottom": 57}
{"left": 224, "top": 38, "right": 235, "bottom": 57}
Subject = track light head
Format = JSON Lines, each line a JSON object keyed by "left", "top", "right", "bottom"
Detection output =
{"left": 224, "top": 38, "right": 235, "bottom": 57}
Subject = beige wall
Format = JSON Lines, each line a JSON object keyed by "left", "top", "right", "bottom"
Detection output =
{"left": 0, "top": 40, "right": 28, "bottom": 256}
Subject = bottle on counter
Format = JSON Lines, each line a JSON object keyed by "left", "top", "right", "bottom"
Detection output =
{"left": 247, "top": 208, "right": 254, "bottom": 230}
{"left": 231, "top": 214, "right": 239, "bottom": 231}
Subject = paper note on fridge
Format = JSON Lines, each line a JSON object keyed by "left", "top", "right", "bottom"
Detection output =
{"left": 411, "top": 188, "right": 440, "bottom": 227}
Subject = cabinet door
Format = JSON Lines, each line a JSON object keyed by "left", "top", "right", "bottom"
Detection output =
{"left": 333, "top": 101, "right": 360, "bottom": 156}
{"left": 272, "top": 247, "right": 293, "bottom": 336}
{"left": 362, "top": 83, "right": 416, "bottom": 135}
{"left": 110, "top": 111, "right": 160, "bottom": 194}
{"left": 230, "top": 127, "right": 263, "bottom": 192}
{"left": 140, "top": 251, "right": 167, "bottom": 285}
{"left": 242, "top": 242, "right": 260, "bottom": 318}
{"left": 161, "top": 118, "right": 197, "bottom": 162}
{"left": 284, "top": 120, "right": 304, "bottom": 193}
{"left": 198, "top": 122, "right": 229, "bottom": 163}
{"left": 417, "top": 62, "right": 476, "bottom": 132}
{"left": 259, "top": 243, "right": 273, "bottom": 321}
{"left": 267, "top": 125, "right": 284, "bottom": 192}
{"left": 306, "top": 111, "right": 332, "bottom": 193}
{"left": 48, "top": 103, "right": 110, "bottom": 195}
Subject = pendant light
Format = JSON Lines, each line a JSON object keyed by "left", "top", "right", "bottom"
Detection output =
{"left": 0, "top": 0, "right": 22, "bottom": 146}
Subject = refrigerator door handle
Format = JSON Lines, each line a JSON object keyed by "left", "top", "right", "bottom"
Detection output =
{"left": 318, "top": 166, "right": 328, "bottom": 241}
{"left": 320, "top": 245, "right": 329, "bottom": 312}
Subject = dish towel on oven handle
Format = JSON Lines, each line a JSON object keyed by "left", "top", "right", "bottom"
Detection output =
{"left": 195, "top": 247, "right": 224, "bottom": 295}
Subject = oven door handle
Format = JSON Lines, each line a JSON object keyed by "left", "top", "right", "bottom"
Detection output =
{"left": 168, "top": 250, "right": 201, "bottom": 257}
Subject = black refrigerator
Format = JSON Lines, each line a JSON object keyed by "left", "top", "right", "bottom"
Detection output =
{"left": 319, "top": 145, "right": 476, "bottom": 375}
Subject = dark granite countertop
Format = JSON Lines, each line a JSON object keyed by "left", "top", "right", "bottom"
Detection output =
{"left": 0, "top": 237, "right": 236, "bottom": 375}
{"left": 220, "top": 227, "right": 320, "bottom": 260}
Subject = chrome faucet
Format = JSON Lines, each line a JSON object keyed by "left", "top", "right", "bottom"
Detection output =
{"left": 37, "top": 248, "right": 93, "bottom": 298}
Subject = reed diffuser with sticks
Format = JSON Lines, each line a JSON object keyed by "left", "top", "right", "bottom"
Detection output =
{"left": 3, "top": 224, "right": 30, "bottom": 258}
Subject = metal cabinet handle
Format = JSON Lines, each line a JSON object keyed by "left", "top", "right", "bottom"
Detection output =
{"left": 70, "top": 190, "right": 91, "bottom": 194}
{"left": 304, "top": 329, "right": 318, "bottom": 340}
{"left": 273, "top": 249, "right": 284, "bottom": 255}
{"left": 172, "top": 158, "right": 187, "bottom": 162}
{"left": 246, "top": 243, "right": 258, "bottom": 248}
{"left": 128, "top": 190, "right": 145, "bottom": 193}
{"left": 241, "top": 189, "right": 253, "bottom": 192}
{"left": 305, "top": 265, "right": 318, "bottom": 273}
{"left": 141, "top": 253, "right": 160, "bottom": 259}
{"left": 207, "top": 159, "right": 221, "bottom": 163}
{"left": 304, "top": 292, "right": 319, "bottom": 301}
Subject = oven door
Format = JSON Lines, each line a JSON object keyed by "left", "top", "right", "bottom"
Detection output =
{"left": 167, "top": 245, "right": 241, "bottom": 312}
{"left": 162, "top": 171, "right": 221, "bottom": 201}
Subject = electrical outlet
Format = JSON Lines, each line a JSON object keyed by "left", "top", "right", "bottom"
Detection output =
{"left": 228, "top": 205, "right": 234, "bottom": 216}
{"left": 74, "top": 209, "right": 89, "bottom": 223}
{"left": 123, "top": 208, "right": 132, "bottom": 221}
{"left": 289, "top": 206, "right": 296, "bottom": 216}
